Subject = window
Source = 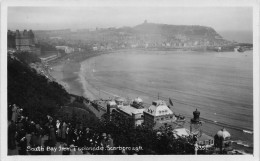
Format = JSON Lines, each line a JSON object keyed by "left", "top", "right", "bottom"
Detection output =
{"left": 152, "top": 102, "right": 157, "bottom": 106}
{"left": 161, "top": 117, "right": 164, "bottom": 120}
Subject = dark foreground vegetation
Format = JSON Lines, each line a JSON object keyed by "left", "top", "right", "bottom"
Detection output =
{"left": 8, "top": 53, "right": 69, "bottom": 121}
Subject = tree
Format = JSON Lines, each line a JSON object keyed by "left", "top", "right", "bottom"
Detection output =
{"left": 8, "top": 54, "right": 70, "bottom": 121}
{"left": 13, "top": 51, "right": 40, "bottom": 64}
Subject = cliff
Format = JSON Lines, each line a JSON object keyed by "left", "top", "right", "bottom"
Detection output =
{"left": 133, "top": 22, "right": 223, "bottom": 40}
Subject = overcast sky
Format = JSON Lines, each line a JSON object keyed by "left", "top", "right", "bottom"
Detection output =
{"left": 8, "top": 7, "right": 252, "bottom": 32}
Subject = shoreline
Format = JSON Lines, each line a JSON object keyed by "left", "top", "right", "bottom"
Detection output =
{"left": 49, "top": 49, "right": 252, "bottom": 100}
{"left": 48, "top": 49, "right": 253, "bottom": 154}
{"left": 49, "top": 53, "right": 102, "bottom": 97}
{"left": 78, "top": 57, "right": 99, "bottom": 101}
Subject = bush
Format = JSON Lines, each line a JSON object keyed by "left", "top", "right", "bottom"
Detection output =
{"left": 8, "top": 54, "right": 70, "bottom": 120}
{"left": 13, "top": 51, "right": 41, "bottom": 64}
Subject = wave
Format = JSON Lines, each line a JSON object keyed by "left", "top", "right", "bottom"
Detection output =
{"left": 243, "top": 130, "right": 253, "bottom": 134}
{"left": 231, "top": 140, "right": 253, "bottom": 148}
{"left": 231, "top": 149, "right": 251, "bottom": 155}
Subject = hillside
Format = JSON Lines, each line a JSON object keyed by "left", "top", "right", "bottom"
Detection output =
{"left": 7, "top": 53, "right": 98, "bottom": 124}
{"left": 133, "top": 22, "right": 223, "bottom": 40}
{"left": 34, "top": 22, "right": 231, "bottom": 49}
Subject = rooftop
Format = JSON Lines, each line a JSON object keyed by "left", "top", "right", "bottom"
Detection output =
{"left": 39, "top": 52, "right": 58, "bottom": 59}
{"left": 144, "top": 100, "right": 173, "bottom": 116}
{"left": 118, "top": 105, "right": 146, "bottom": 116}
{"left": 153, "top": 121, "right": 180, "bottom": 130}
{"left": 133, "top": 97, "right": 143, "bottom": 103}
{"left": 173, "top": 128, "right": 190, "bottom": 138}
{"left": 108, "top": 101, "right": 116, "bottom": 106}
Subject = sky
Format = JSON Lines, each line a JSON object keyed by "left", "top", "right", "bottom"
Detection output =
{"left": 8, "top": 7, "right": 253, "bottom": 33}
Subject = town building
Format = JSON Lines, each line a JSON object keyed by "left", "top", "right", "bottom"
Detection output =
{"left": 108, "top": 97, "right": 147, "bottom": 127}
{"left": 8, "top": 29, "right": 41, "bottom": 55}
{"left": 107, "top": 100, "right": 117, "bottom": 115}
{"left": 92, "top": 46, "right": 98, "bottom": 51}
{"left": 196, "top": 133, "right": 214, "bottom": 150}
{"left": 131, "top": 97, "right": 144, "bottom": 109}
{"left": 190, "top": 109, "right": 214, "bottom": 152}
{"left": 55, "top": 46, "right": 74, "bottom": 54}
{"left": 16, "top": 30, "right": 35, "bottom": 51}
{"left": 143, "top": 100, "right": 176, "bottom": 128}
{"left": 39, "top": 52, "right": 60, "bottom": 62}
{"left": 7, "top": 30, "right": 16, "bottom": 49}
{"left": 190, "top": 109, "right": 203, "bottom": 136}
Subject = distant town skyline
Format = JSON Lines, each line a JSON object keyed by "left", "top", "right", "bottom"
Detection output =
{"left": 8, "top": 7, "right": 252, "bottom": 32}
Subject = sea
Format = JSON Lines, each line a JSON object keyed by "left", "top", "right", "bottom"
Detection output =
{"left": 81, "top": 50, "right": 254, "bottom": 153}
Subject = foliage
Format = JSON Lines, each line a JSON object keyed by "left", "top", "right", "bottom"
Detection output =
{"left": 13, "top": 51, "right": 41, "bottom": 64}
{"left": 8, "top": 54, "right": 70, "bottom": 121}
{"left": 96, "top": 113, "right": 156, "bottom": 154}
{"left": 98, "top": 112, "right": 195, "bottom": 154}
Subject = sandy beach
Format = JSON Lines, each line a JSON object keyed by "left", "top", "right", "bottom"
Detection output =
{"left": 49, "top": 62, "right": 70, "bottom": 91}
{"left": 49, "top": 50, "right": 145, "bottom": 102}
{"left": 49, "top": 54, "right": 103, "bottom": 101}
{"left": 50, "top": 60, "right": 83, "bottom": 96}
{"left": 78, "top": 58, "right": 100, "bottom": 101}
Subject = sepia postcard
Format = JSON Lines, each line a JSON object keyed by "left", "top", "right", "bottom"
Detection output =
{"left": 1, "top": 0, "right": 259, "bottom": 161}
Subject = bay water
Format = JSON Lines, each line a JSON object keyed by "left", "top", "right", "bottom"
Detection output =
{"left": 82, "top": 50, "right": 253, "bottom": 153}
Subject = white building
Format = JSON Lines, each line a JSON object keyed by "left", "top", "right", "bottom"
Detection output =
{"left": 143, "top": 100, "right": 176, "bottom": 128}
{"left": 39, "top": 52, "right": 60, "bottom": 62}
{"left": 55, "top": 46, "right": 74, "bottom": 54}
{"left": 108, "top": 97, "right": 147, "bottom": 127}
{"left": 93, "top": 46, "right": 98, "bottom": 51}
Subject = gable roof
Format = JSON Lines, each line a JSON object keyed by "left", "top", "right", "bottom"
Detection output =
{"left": 144, "top": 100, "right": 173, "bottom": 116}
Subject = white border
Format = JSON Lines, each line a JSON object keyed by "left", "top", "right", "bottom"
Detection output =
{"left": 1, "top": 0, "right": 259, "bottom": 161}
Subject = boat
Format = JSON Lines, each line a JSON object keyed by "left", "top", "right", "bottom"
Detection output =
{"left": 237, "top": 47, "right": 244, "bottom": 52}
{"left": 234, "top": 46, "right": 244, "bottom": 52}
